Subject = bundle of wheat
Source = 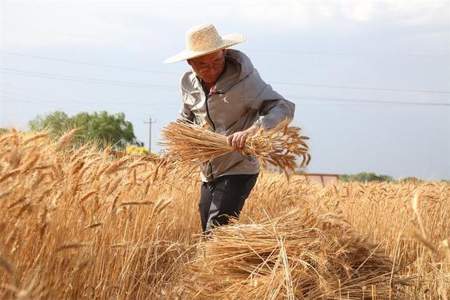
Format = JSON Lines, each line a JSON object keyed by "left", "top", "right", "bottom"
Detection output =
{"left": 184, "top": 208, "right": 408, "bottom": 299}
{"left": 161, "top": 120, "right": 310, "bottom": 174}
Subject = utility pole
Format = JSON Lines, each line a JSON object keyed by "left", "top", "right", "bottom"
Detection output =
{"left": 144, "top": 116, "right": 155, "bottom": 153}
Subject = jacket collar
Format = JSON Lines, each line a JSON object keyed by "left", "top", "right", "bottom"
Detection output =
{"left": 188, "top": 49, "right": 254, "bottom": 95}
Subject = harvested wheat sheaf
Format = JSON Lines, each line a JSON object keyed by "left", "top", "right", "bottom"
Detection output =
{"left": 161, "top": 120, "right": 311, "bottom": 174}
{"left": 186, "top": 208, "right": 409, "bottom": 299}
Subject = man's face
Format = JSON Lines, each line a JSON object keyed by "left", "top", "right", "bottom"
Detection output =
{"left": 188, "top": 50, "right": 225, "bottom": 85}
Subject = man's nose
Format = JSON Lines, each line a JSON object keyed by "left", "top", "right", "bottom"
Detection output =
{"left": 203, "top": 63, "right": 216, "bottom": 69}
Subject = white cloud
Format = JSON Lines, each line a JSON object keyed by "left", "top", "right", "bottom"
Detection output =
{"left": 1, "top": 0, "right": 449, "bottom": 49}
{"left": 1, "top": 0, "right": 167, "bottom": 48}
{"left": 341, "top": 1, "right": 374, "bottom": 22}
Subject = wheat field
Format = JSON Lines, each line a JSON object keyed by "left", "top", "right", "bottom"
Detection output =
{"left": 0, "top": 130, "right": 448, "bottom": 299}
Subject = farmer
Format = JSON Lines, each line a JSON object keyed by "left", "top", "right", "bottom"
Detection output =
{"left": 164, "top": 24, "right": 295, "bottom": 233}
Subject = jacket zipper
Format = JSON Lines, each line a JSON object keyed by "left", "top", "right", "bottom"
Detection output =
{"left": 204, "top": 92, "right": 215, "bottom": 181}
{"left": 204, "top": 93, "right": 216, "bottom": 131}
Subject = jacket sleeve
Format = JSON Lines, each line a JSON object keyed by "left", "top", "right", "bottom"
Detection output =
{"left": 177, "top": 75, "right": 195, "bottom": 123}
{"left": 251, "top": 75, "right": 295, "bottom": 130}
{"left": 178, "top": 90, "right": 195, "bottom": 122}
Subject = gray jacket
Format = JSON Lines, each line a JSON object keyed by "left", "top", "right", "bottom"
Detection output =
{"left": 179, "top": 49, "right": 295, "bottom": 182}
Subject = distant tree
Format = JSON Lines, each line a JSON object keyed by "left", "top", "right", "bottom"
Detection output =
{"left": 340, "top": 172, "right": 394, "bottom": 182}
{"left": 399, "top": 176, "right": 423, "bottom": 183}
{"left": 29, "top": 111, "right": 71, "bottom": 137}
{"left": 29, "top": 111, "right": 141, "bottom": 149}
{"left": 0, "top": 128, "right": 9, "bottom": 135}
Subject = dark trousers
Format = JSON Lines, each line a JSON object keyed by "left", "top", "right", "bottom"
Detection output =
{"left": 199, "top": 173, "right": 258, "bottom": 233}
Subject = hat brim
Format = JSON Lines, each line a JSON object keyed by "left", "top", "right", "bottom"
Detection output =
{"left": 163, "top": 33, "right": 245, "bottom": 64}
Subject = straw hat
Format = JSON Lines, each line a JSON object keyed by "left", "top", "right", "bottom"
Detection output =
{"left": 164, "top": 24, "right": 245, "bottom": 64}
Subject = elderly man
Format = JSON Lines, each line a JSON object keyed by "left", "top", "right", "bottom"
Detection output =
{"left": 165, "top": 24, "right": 295, "bottom": 233}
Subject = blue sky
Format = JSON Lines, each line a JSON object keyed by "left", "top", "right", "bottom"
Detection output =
{"left": 1, "top": 0, "right": 449, "bottom": 179}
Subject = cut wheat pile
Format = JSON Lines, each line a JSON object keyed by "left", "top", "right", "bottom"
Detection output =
{"left": 161, "top": 120, "right": 311, "bottom": 173}
{"left": 186, "top": 208, "right": 408, "bottom": 299}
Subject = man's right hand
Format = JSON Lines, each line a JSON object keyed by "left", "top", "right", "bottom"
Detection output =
{"left": 227, "top": 126, "right": 259, "bottom": 150}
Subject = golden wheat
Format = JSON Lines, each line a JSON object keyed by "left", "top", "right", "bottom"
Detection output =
{"left": 0, "top": 130, "right": 448, "bottom": 299}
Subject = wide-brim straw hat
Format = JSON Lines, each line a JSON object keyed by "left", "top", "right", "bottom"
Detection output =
{"left": 164, "top": 24, "right": 245, "bottom": 64}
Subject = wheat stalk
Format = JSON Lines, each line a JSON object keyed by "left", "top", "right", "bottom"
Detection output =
{"left": 161, "top": 120, "right": 311, "bottom": 174}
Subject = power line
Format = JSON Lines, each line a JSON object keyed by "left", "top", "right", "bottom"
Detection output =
{"left": 0, "top": 93, "right": 180, "bottom": 109}
{"left": 0, "top": 86, "right": 181, "bottom": 108}
{"left": 1, "top": 81, "right": 183, "bottom": 108}
{"left": 0, "top": 67, "right": 177, "bottom": 89}
{"left": 246, "top": 48, "right": 450, "bottom": 58}
{"left": 0, "top": 83, "right": 93, "bottom": 104}
{"left": 2, "top": 86, "right": 448, "bottom": 108}
{"left": 1, "top": 68, "right": 449, "bottom": 107}
{"left": 0, "top": 89, "right": 90, "bottom": 108}
{"left": 3, "top": 51, "right": 450, "bottom": 95}
{"left": 287, "top": 95, "right": 450, "bottom": 107}
{"left": 1, "top": 51, "right": 178, "bottom": 74}
{"left": 272, "top": 81, "right": 450, "bottom": 95}
{"left": 2, "top": 63, "right": 450, "bottom": 96}
{"left": 4, "top": 51, "right": 450, "bottom": 94}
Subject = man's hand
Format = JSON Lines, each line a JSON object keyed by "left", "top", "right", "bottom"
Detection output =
{"left": 227, "top": 126, "right": 259, "bottom": 150}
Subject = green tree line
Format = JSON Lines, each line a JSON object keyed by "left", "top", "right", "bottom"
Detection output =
{"left": 0, "top": 111, "right": 448, "bottom": 182}
{"left": 28, "top": 111, "right": 142, "bottom": 149}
